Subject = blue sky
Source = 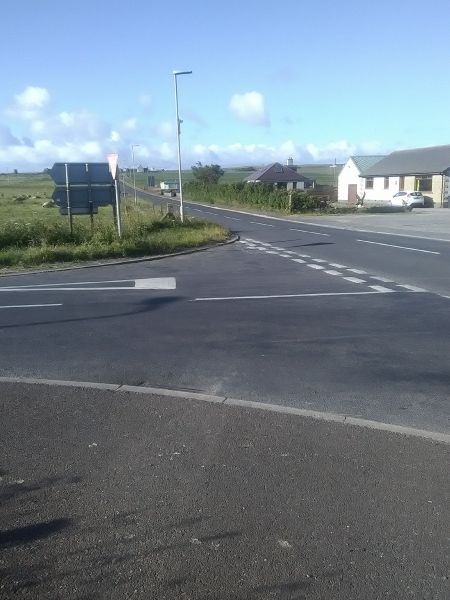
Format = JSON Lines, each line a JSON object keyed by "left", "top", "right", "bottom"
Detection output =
{"left": 1, "top": 0, "right": 450, "bottom": 170}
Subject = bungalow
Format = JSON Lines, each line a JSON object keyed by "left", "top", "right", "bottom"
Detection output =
{"left": 360, "top": 145, "right": 450, "bottom": 207}
{"left": 338, "top": 155, "right": 386, "bottom": 204}
{"left": 245, "top": 162, "right": 314, "bottom": 191}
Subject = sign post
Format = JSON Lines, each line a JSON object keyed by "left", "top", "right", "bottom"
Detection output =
{"left": 107, "top": 154, "right": 122, "bottom": 238}
{"left": 64, "top": 163, "right": 73, "bottom": 234}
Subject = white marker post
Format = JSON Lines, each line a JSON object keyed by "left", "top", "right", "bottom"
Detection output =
{"left": 64, "top": 162, "right": 73, "bottom": 234}
{"left": 107, "top": 153, "right": 122, "bottom": 238}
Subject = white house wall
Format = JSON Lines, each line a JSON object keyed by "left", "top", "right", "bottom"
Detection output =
{"left": 363, "top": 177, "right": 400, "bottom": 201}
{"left": 338, "top": 158, "right": 362, "bottom": 202}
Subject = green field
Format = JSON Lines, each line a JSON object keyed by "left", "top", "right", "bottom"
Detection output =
{"left": 0, "top": 173, "right": 228, "bottom": 269}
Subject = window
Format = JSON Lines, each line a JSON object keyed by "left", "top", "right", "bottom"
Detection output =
{"left": 384, "top": 177, "right": 389, "bottom": 189}
{"left": 366, "top": 177, "right": 374, "bottom": 189}
{"left": 415, "top": 175, "right": 432, "bottom": 192}
{"left": 399, "top": 176, "right": 405, "bottom": 191}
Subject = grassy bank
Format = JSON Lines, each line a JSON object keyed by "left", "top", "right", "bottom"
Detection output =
{"left": 0, "top": 174, "right": 229, "bottom": 269}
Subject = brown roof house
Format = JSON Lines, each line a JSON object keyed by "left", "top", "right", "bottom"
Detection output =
{"left": 245, "top": 162, "right": 314, "bottom": 191}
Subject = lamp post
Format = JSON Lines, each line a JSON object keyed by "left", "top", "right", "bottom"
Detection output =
{"left": 131, "top": 144, "right": 140, "bottom": 205}
{"left": 173, "top": 70, "right": 192, "bottom": 222}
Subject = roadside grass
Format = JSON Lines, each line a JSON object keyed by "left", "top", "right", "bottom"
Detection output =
{"left": 0, "top": 174, "right": 229, "bottom": 269}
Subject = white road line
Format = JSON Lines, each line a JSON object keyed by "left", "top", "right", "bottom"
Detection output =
{"left": 291, "top": 258, "right": 306, "bottom": 264}
{"left": 271, "top": 246, "right": 285, "bottom": 251}
{"left": 167, "top": 197, "right": 450, "bottom": 244}
{"left": 264, "top": 250, "right": 279, "bottom": 254}
{"left": 192, "top": 291, "right": 400, "bottom": 302}
{"left": 369, "top": 285, "right": 394, "bottom": 293}
{"left": 134, "top": 277, "right": 176, "bottom": 289}
{"left": 283, "top": 251, "right": 296, "bottom": 255}
{"left": 192, "top": 208, "right": 202, "bottom": 212}
{"left": 249, "top": 221, "right": 275, "bottom": 227}
{"left": 296, "top": 253, "right": 311, "bottom": 258}
{"left": 357, "top": 239, "right": 440, "bottom": 254}
{"left": 0, "top": 277, "right": 177, "bottom": 292}
{"left": 311, "top": 258, "right": 327, "bottom": 263}
{"left": 329, "top": 263, "right": 348, "bottom": 269}
{"left": 346, "top": 268, "right": 367, "bottom": 274}
{"left": 0, "top": 278, "right": 136, "bottom": 289}
{"left": 307, "top": 264, "right": 325, "bottom": 270}
{"left": 396, "top": 284, "right": 427, "bottom": 292}
{"left": 370, "top": 276, "right": 394, "bottom": 283}
{"left": 323, "top": 270, "right": 342, "bottom": 276}
{"left": 279, "top": 254, "right": 292, "bottom": 258}
{"left": 0, "top": 303, "right": 63, "bottom": 309}
{"left": 289, "top": 228, "right": 330, "bottom": 236}
{"left": 225, "top": 216, "right": 240, "bottom": 221}
{"left": 343, "top": 276, "right": 366, "bottom": 284}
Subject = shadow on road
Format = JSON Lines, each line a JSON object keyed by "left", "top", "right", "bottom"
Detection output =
{"left": 0, "top": 295, "right": 185, "bottom": 331}
{"left": 0, "top": 518, "right": 73, "bottom": 549}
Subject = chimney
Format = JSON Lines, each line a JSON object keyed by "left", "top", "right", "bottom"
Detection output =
{"left": 286, "top": 157, "right": 296, "bottom": 171}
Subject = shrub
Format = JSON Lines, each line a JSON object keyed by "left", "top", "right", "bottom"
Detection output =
{"left": 184, "top": 181, "right": 334, "bottom": 214}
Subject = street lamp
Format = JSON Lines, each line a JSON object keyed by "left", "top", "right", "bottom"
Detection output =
{"left": 131, "top": 144, "right": 140, "bottom": 205}
{"left": 173, "top": 69, "right": 192, "bottom": 222}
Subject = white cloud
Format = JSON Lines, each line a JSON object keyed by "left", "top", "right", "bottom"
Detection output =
{"left": 0, "top": 85, "right": 385, "bottom": 171}
{"left": 16, "top": 86, "right": 50, "bottom": 110}
{"left": 8, "top": 86, "right": 50, "bottom": 120}
{"left": 229, "top": 91, "right": 269, "bottom": 127}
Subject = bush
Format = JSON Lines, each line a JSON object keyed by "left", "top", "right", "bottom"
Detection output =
{"left": 184, "top": 181, "right": 333, "bottom": 214}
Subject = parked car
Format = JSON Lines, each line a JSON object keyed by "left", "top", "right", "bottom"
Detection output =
{"left": 391, "top": 191, "right": 424, "bottom": 209}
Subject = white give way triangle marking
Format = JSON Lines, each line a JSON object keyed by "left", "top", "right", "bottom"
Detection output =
{"left": 0, "top": 277, "right": 176, "bottom": 292}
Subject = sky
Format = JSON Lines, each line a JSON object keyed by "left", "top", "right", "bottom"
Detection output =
{"left": 1, "top": 0, "right": 450, "bottom": 171}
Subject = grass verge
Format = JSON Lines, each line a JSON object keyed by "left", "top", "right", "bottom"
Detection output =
{"left": 0, "top": 175, "right": 229, "bottom": 270}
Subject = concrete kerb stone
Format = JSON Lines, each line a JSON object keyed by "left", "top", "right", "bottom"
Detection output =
{"left": 1, "top": 376, "right": 449, "bottom": 445}
{"left": 0, "top": 235, "right": 239, "bottom": 278}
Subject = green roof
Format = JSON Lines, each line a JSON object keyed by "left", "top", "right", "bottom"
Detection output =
{"left": 351, "top": 156, "right": 385, "bottom": 172}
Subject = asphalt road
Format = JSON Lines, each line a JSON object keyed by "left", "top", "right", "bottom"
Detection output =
{"left": 1, "top": 383, "right": 448, "bottom": 600}
{"left": 1, "top": 190, "right": 450, "bottom": 434}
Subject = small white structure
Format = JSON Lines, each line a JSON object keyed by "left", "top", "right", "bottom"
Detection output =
{"left": 338, "top": 156, "right": 385, "bottom": 204}
{"left": 160, "top": 180, "right": 179, "bottom": 191}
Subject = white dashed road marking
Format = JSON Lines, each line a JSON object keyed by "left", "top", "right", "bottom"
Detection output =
{"left": 239, "top": 238, "right": 427, "bottom": 295}
{"left": 250, "top": 221, "right": 275, "bottom": 227}
{"left": 370, "top": 276, "right": 394, "bottom": 283}
{"left": 347, "top": 268, "right": 367, "bottom": 274}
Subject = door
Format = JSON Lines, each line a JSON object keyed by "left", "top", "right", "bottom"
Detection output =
{"left": 347, "top": 184, "right": 357, "bottom": 205}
